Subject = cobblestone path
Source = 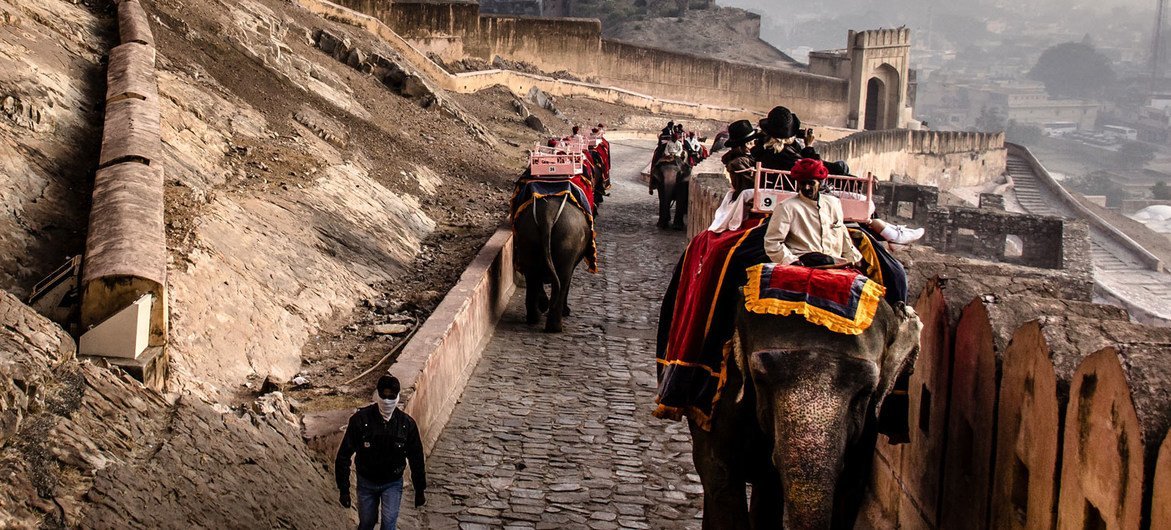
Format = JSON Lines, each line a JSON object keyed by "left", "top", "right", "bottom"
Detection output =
{"left": 397, "top": 141, "right": 704, "bottom": 529}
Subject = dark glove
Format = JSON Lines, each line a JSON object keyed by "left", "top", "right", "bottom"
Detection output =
{"left": 414, "top": 490, "right": 426, "bottom": 508}
{"left": 339, "top": 491, "right": 351, "bottom": 509}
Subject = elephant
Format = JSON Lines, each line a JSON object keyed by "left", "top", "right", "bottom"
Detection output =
{"left": 688, "top": 298, "right": 922, "bottom": 529}
{"left": 650, "top": 157, "right": 690, "bottom": 230}
{"left": 513, "top": 193, "right": 592, "bottom": 333}
{"left": 588, "top": 151, "right": 607, "bottom": 210}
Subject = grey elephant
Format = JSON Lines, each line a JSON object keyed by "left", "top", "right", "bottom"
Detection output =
{"left": 688, "top": 298, "right": 922, "bottom": 529}
{"left": 650, "top": 157, "right": 690, "bottom": 230}
{"left": 513, "top": 193, "right": 592, "bottom": 333}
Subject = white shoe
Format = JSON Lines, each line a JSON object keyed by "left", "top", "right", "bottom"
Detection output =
{"left": 882, "top": 225, "right": 925, "bottom": 245}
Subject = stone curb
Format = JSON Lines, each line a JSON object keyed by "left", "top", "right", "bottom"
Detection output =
{"left": 395, "top": 225, "right": 516, "bottom": 453}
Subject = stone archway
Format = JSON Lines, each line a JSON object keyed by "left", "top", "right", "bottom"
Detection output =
{"left": 864, "top": 77, "right": 886, "bottom": 130}
{"left": 863, "top": 63, "right": 901, "bottom": 130}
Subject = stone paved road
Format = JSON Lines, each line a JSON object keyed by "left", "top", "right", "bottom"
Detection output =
{"left": 397, "top": 140, "right": 704, "bottom": 529}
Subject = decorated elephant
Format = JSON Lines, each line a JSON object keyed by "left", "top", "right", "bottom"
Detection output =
{"left": 688, "top": 298, "right": 922, "bottom": 529}
{"left": 650, "top": 157, "right": 690, "bottom": 230}
{"left": 513, "top": 193, "right": 593, "bottom": 333}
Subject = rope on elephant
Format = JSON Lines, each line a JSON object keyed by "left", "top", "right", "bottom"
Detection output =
{"left": 509, "top": 175, "right": 599, "bottom": 273}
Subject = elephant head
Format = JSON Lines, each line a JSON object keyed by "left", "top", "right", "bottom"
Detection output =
{"left": 732, "top": 300, "right": 922, "bottom": 528}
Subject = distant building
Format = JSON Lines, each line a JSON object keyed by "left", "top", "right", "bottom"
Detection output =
{"left": 918, "top": 79, "right": 1099, "bottom": 131}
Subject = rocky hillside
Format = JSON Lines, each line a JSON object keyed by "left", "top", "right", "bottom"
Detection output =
{"left": 0, "top": 0, "right": 685, "bottom": 524}
{"left": 552, "top": 0, "right": 801, "bottom": 69}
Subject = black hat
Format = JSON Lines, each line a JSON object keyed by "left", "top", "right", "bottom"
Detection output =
{"left": 377, "top": 374, "right": 400, "bottom": 397}
{"left": 759, "top": 106, "right": 801, "bottom": 139}
{"left": 725, "top": 119, "right": 760, "bottom": 148}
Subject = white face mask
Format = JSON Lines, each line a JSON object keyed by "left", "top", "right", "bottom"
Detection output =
{"left": 373, "top": 389, "right": 399, "bottom": 420}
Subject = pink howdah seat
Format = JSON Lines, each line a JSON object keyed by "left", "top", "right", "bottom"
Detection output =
{"left": 530, "top": 144, "right": 584, "bottom": 177}
{"left": 749, "top": 163, "right": 876, "bottom": 222}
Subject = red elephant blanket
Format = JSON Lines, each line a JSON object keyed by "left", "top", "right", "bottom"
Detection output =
{"left": 742, "top": 264, "right": 885, "bottom": 336}
{"left": 654, "top": 217, "right": 770, "bottom": 428}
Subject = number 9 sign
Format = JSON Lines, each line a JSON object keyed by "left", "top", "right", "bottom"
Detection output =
{"left": 762, "top": 196, "right": 773, "bottom": 208}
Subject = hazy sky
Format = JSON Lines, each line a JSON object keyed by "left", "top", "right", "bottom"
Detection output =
{"left": 717, "top": 0, "right": 1159, "bottom": 58}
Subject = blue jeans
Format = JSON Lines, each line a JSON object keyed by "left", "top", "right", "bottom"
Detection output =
{"left": 357, "top": 476, "right": 403, "bottom": 530}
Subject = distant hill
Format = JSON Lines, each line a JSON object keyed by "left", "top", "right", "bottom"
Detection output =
{"left": 486, "top": 0, "right": 804, "bottom": 69}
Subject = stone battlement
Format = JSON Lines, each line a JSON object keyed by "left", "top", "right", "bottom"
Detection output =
{"left": 851, "top": 27, "right": 911, "bottom": 49}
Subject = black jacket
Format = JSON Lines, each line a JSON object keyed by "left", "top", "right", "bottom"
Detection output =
{"left": 335, "top": 405, "right": 426, "bottom": 494}
{"left": 751, "top": 141, "right": 815, "bottom": 172}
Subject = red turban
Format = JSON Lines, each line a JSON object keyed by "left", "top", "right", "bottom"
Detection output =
{"left": 791, "top": 158, "right": 828, "bottom": 181}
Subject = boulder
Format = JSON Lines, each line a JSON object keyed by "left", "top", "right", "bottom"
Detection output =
{"left": 525, "top": 115, "right": 546, "bottom": 133}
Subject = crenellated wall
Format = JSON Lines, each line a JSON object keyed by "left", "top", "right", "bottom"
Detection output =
{"left": 597, "top": 41, "right": 849, "bottom": 126}
{"left": 818, "top": 129, "right": 1007, "bottom": 188}
{"left": 298, "top": 0, "right": 767, "bottom": 122}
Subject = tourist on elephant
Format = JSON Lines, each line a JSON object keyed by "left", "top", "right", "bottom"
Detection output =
{"left": 764, "top": 158, "right": 863, "bottom": 268}
{"left": 664, "top": 132, "right": 685, "bottom": 160}
{"left": 753, "top": 106, "right": 851, "bottom": 176}
{"left": 335, "top": 375, "right": 427, "bottom": 530}
{"left": 659, "top": 121, "right": 675, "bottom": 143}
{"left": 720, "top": 119, "right": 759, "bottom": 194}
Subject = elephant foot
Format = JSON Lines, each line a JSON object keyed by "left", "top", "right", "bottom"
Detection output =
{"left": 544, "top": 321, "right": 564, "bottom": 333}
{"left": 657, "top": 220, "right": 669, "bottom": 230}
{"left": 526, "top": 312, "right": 541, "bottom": 325}
{"left": 671, "top": 222, "right": 686, "bottom": 231}
{"left": 562, "top": 305, "right": 571, "bottom": 316}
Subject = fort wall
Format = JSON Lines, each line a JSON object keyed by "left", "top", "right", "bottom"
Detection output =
{"left": 819, "top": 130, "right": 1007, "bottom": 188}
{"left": 329, "top": 0, "right": 853, "bottom": 125}
{"left": 297, "top": 0, "right": 758, "bottom": 122}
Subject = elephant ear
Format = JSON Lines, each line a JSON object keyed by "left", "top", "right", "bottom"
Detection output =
{"left": 873, "top": 304, "right": 923, "bottom": 442}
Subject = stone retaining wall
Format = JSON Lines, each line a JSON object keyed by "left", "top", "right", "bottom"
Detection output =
{"left": 391, "top": 226, "right": 516, "bottom": 453}
{"left": 305, "top": 227, "right": 516, "bottom": 456}
{"left": 319, "top": 0, "right": 848, "bottom": 124}
{"left": 819, "top": 130, "right": 1007, "bottom": 188}
{"left": 81, "top": 0, "right": 168, "bottom": 359}
{"left": 296, "top": 0, "right": 756, "bottom": 122}
{"left": 1008, "top": 143, "right": 1164, "bottom": 272}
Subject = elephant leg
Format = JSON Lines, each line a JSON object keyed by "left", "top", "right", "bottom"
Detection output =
{"left": 545, "top": 255, "right": 578, "bottom": 333}
{"left": 689, "top": 420, "right": 751, "bottom": 530}
{"left": 658, "top": 184, "right": 673, "bottom": 229}
{"left": 748, "top": 472, "right": 784, "bottom": 529}
{"left": 524, "top": 265, "right": 547, "bottom": 325}
{"left": 831, "top": 427, "right": 878, "bottom": 530}
{"left": 672, "top": 179, "right": 689, "bottom": 230}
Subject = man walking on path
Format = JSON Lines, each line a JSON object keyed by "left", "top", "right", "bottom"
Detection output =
{"left": 336, "top": 375, "right": 427, "bottom": 530}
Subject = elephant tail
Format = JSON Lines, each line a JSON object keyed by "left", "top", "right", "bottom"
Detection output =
{"left": 538, "top": 197, "right": 561, "bottom": 293}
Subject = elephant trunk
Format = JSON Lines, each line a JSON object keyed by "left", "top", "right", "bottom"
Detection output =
{"left": 772, "top": 385, "right": 853, "bottom": 529}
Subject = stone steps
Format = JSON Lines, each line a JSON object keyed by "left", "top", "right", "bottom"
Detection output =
{"left": 1006, "top": 152, "right": 1171, "bottom": 321}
